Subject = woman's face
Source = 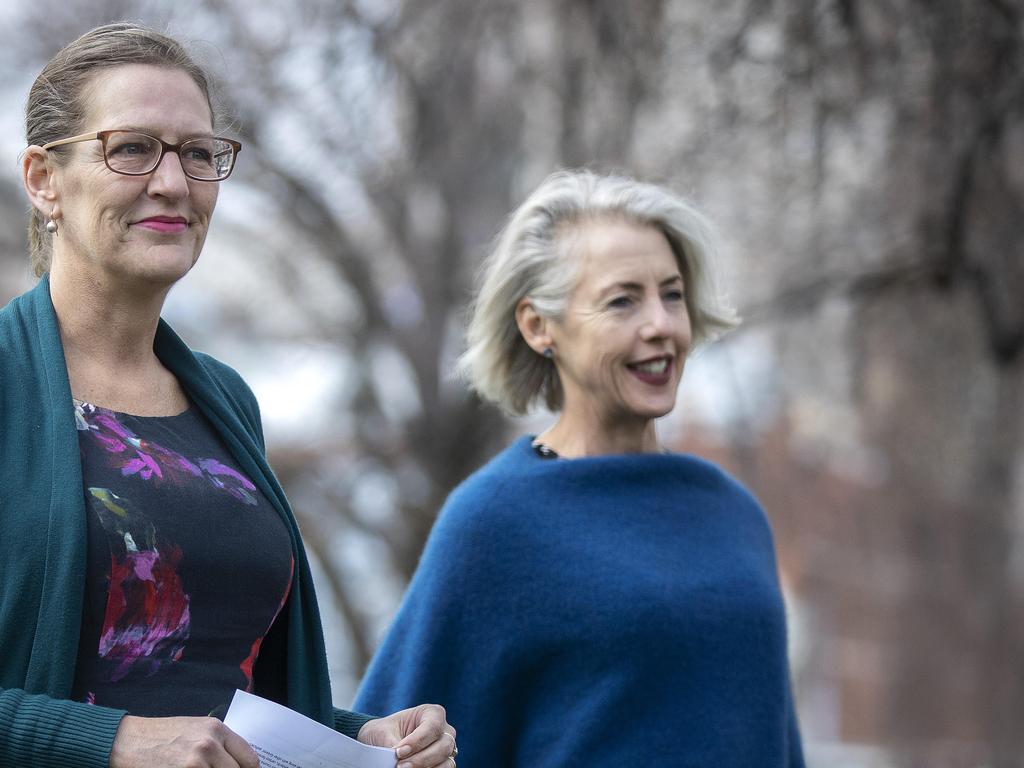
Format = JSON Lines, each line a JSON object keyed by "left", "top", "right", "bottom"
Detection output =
{"left": 550, "top": 217, "right": 692, "bottom": 429}
{"left": 48, "top": 64, "right": 218, "bottom": 290}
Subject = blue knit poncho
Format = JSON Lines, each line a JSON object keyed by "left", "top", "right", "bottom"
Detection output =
{"left": 355, "top": 436, "right": 805, "bottom": 767}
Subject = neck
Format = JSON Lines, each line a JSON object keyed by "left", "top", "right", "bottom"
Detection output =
{"left": 49, "top": 265, "right": 168, "bottom": 365}
{"left": 536, "top": 406, "right": 660, "bottom": 458}
{"left": 48, "top": 261, "right": 180, "bottom": 412}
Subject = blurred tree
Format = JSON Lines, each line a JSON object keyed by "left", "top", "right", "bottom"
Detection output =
{"left": 1, "top": 0, "right": 1021, "bottom": 763}
{"left": 764, "top": 1, "right": 1024, "bottom": 764}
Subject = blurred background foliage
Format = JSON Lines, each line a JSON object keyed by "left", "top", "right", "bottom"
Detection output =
{"left": 1, "top": 1, "right": 1022, "bottom": 765}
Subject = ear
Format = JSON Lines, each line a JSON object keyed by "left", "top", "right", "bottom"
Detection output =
{"left": 515, "top": 298, "right": 555, "bottom": 357}
{"left": 22, "top": 146, "right": 60, "bottom": 221}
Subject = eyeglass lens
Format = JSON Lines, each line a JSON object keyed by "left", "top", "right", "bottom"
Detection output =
{"left": 103, "top": 131, "right": 235, "bottom": 180}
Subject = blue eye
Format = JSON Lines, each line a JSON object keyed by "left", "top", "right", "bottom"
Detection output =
{"left": 663, "top": 288, "right": 685, "bottom": 302}
{"left": 185, "top": 147, "right": 213, "bottom": 162}
{"left": 607, "top": 296, "right": 633, "bottom": 309}
{"left": 110, "top": 139, "right": 156, "bottom": 157}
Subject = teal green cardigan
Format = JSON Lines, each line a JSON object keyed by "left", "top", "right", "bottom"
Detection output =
{"left": 0, "top": 277, "right": 371, "bottom": 767}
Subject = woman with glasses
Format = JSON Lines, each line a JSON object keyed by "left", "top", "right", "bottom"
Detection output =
{"left": 0, "top": 23, "right": 456, "bottom": 768}
{"left": 354, "top": 170, "right": 805, "bottom": 767}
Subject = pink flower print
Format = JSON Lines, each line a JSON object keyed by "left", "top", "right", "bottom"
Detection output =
{"left": 130, "top": 549, "right": 159, "bottom": 580}
{"left": 91, "top": 411, "right": 135, "bottom": 453}
{"left": 161, "top": 449, "right": 203, "bottom": 478}
{"left": 120, "top": 445, "right": 164, "bottom": 481}
{"left": 199, "top": 458, "right": 258, "bottom": 505}
{"left": 99, "top": 544, "right": 191, "bottom": 682}
{"left": 76, "top": 401, "right": 261, "bottom": 506}
{"left": 87, "top": 489, "right": 191, "bottom": 683}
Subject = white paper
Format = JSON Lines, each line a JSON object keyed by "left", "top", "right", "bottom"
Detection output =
{"left": 224, "top": 690, "right": 396, "bottom": 768}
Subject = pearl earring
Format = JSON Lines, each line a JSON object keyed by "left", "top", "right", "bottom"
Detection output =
{"left": 45, "top": 219, "right": 58, "bottom": 234}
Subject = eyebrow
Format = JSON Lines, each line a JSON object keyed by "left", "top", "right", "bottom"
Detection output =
{"left": 117, "top": 126, "right": 216, "bottom": 139}
{"left": 597, "top": 274, "right": 684, "bottom": 296}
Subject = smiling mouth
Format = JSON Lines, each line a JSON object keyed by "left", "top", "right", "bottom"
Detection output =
{"left": 135, "top": 217, "right": 188, "bottom": 234}
{"left": 627, "top": 356, "right": 673, "bottom": 384}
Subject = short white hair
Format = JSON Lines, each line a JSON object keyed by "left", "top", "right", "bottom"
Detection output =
{"left": 458, "top": 169, "right": 739, "bottom": 415}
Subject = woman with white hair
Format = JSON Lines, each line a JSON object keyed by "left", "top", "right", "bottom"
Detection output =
{"left": 355, "top": 169, "right": 805, "bottom": 767}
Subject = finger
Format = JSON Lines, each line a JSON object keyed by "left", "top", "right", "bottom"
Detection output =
{"left": 220, "top": 726, "right": 260, "bottom": 768}
{"left": 436, "top": 731, "right": 459, "bottom": 768}
{"left": 395, "top": 729, "right": 456, "bottom": 765}
{"left": 400, "top": 749, "right": 458, "bottom": 768}
{"left": 395, "top": 717, "right": 440, "bottom": 749}
{"left": 396, "top": 724, "right": 455, "bottom": 768}
{"left": 188, "top": 732, "right": 242, "bottom": 768}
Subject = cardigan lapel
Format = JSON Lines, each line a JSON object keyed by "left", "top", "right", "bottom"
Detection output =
{"left": 151, "top": 320, "right": 334, "bottom": 725}
{"left": 21, "top": 276, "right": 90, "bottom": 695}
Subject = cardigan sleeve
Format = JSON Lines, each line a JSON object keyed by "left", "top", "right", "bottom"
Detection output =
{"left": 332, "top": 707, "right": 375, "bottom": 739}
{"left": 0, "top": 686, "right": 127, "bottom": 768}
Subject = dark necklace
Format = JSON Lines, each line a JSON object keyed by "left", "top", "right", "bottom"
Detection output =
{"left": 532, "top": 441, "right": 560, "bottom": 459}
{"left": 532, "top": 440, "right": 670, "bottom": 458}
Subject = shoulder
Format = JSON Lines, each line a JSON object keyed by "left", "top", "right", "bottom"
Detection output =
{"left": 656, "top": 452, "right": 777, "bottom": 546}
{"left": 417, "top": 437, "right": 547, "bottom": 565}
{"left": 192, "top": 351, "right": 257, "bottom": 403}
{"left": 0, "top": 295, "right": 24, "bottom": 369}
{"left": 153, "top": 321, "right": 269, "bottom": 452}
{"left": 436, "top": 437, "right": 541, "bottom": 525}
{"left": 191, "top": 350, "right": 264, "bottom": 439}
{"left": 0, "top": 282, "right": 45, "bottom": 360}
{"left": 154, "top": 320, "right": 260, "bottom": 417}
{"left": 0, "top": 280, "right": 68, "bottom": 411}
{"left": 661, "top": 451, "right": 759, "bottom": 499}
{"left": 635, "top": 450, "right": 769, "bottom": 521}
{"left": 0, "top": 281, "right": 40, "bottom": 319}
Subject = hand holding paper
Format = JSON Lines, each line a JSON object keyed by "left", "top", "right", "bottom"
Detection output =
{"left": 356, "top": 703, "right": 457, "bottom": 768}
{"left": 224, "top": 690, "right": 396, "bottom": 768}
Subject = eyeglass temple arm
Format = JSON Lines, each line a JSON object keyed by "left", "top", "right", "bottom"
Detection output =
{"left": 40, "top": 132, "right": 100, "bottom": 150}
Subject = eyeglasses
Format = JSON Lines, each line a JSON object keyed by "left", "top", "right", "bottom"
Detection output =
{"left": 42, "top": 130, "right": 241, "bottom": 181}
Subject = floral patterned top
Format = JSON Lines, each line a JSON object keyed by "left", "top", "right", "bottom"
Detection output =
{"left": 70, "top": 400, "right": 294, "bottom": 717}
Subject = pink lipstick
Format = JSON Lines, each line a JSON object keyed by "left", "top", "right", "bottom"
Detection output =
{"left": 135, "top": 216, "right": 187, "bottom": 234}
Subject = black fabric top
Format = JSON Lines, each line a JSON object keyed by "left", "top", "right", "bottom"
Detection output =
{"left": 70, "top": 400, "right": 293, "bottom": 717}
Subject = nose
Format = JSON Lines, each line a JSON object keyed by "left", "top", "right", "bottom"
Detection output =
{"left": 639, "top": 298, "right": 674, "bottom": 339}
{"left": 146, "top": 149, "right": 190, "bottom": 199}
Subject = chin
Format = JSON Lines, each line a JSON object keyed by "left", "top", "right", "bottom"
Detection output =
{"left": 628, "top": 391, "right": 678, "bottom": 419}
{"left": 113, "top": 261, "right": 195, "bottom": 291}
{"left": 637, "top": 407, "right": 675, "bottom": 421}
{"left": 622, "top": 399, "right": 676, "bottom": 421}
{"left": 136, "top": 246, "right": 199, "bottom": 277}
